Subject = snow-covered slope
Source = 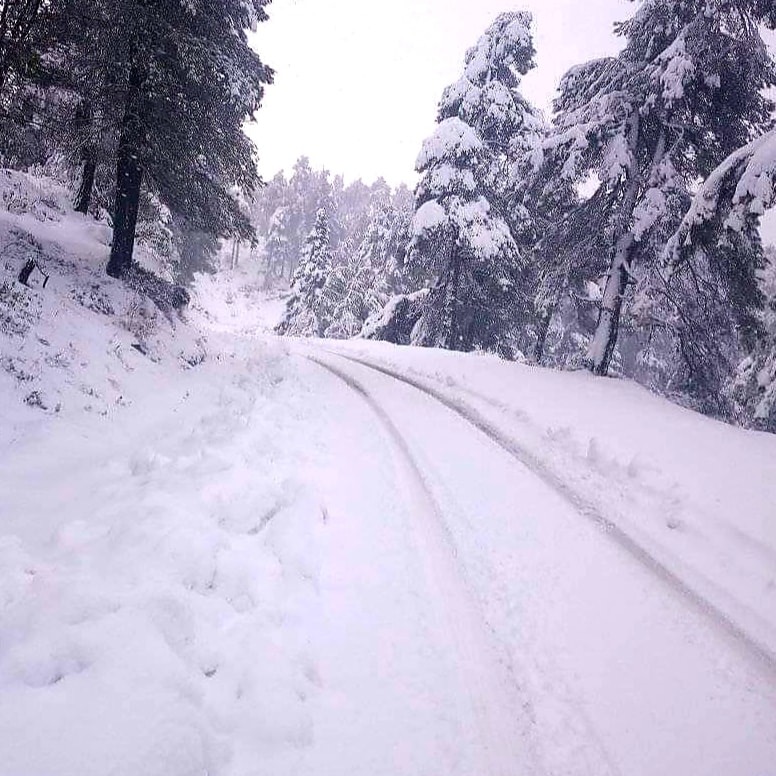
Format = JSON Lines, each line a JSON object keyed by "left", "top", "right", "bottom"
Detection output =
{"left": 0, "top": 171, "right": 329, "bottom": 776}
{"left": 2, "top": 179, "right": 775, "bottom": 776}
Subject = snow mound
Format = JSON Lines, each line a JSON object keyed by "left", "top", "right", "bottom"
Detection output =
{"left": 0, "top": 169, "right": 327, "bottom": 775}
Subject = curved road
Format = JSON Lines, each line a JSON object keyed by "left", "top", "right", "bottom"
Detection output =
{"left": 297, "top": 347, "right": 776, "bottom": 776}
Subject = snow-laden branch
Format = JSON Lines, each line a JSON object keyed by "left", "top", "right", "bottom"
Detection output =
{"left": 665, "top": 128, "right": 776, "bottom": 266}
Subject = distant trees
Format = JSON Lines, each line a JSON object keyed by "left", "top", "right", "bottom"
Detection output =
{"left": 263, "top": 166, "right": 416, "bottom": 339}
{"left": 276, "top": 209, "right": 333, "bottom": 337}
{"left": 323, "top": 201, "right": 411, "bottom": 339}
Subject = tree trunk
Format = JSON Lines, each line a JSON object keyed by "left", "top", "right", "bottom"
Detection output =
{"left": 18, "top": 259, "right": 35, "bottom": 285}
{"left": 585, "top": 112, "right": 648, "bottom": 375}
{"left": 74, "top": 158, "right": 97, "bottom": 215}
{"left": 107, "top": 61, "right": 146, "bottom": 279}
{"left": 534, "top": 302, "right": 555, "bottom": 364}
{"left": 73, "top": 101, "right": 97, "bottom": 215}
{"left": 586, "top": 234, "right": 633, "bottom": 375}
{"left": 444, "top": 251, "right": 462, "bottom": 350}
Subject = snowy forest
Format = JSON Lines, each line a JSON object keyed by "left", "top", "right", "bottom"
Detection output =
{"left": 265, "top": 6, "right": 776, "bottom": 434}
{"left": 1, "top": 1, "right": 776, "bottom": 431}
{"left": 4, "top": 3, "right": 776, "bottom": 775}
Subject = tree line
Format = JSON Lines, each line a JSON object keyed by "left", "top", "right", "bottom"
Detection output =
{"left": 275, "top": 2, "right": 776, "bottom": 433}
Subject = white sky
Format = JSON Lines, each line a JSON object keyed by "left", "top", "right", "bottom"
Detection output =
{"left": 248, "top": 0, "right": 776, "bottom": 241}
{"left": 247, "top": 0, "right": 631, "bottom": 185}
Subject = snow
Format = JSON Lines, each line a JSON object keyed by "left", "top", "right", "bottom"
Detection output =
{"left": 322, "top": 339, "right": 776, "bottom": 665}
{"left": 412, "top": 200, "right": 447, "bottom": 234}
{"left": 656, "top": 34, "right": 696, "bottom": 104}
{"left": 666, "top": 128, "right": 776, "bottom": 262}
{"left": 416, "top": 117, "right": 483, "bottom": 171}
{"left": 294, "top": 340, "right": 776, "bottom": 776}
{"left": 2, "top": 173, "right": 776, "bottom": 775}
{"left": 456, "top": 196, "right": 517, "bottom": 261}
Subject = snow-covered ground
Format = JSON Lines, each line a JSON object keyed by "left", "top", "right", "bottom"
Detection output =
{"left": 2, "top": 178, "right": 776, "bottom": 775}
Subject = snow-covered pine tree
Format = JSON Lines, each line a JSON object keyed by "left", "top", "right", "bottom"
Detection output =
{"left": 263, "top": 205, "right": 294, "bottom": 286}
{"left": 730, "top": 246, "right": 776, "bottom": 432}
{"left": 323, "top": 202, "right": 411, "bottom": 339}
{"left": 664, "top": 122, "right": 776, "bottom": 427}
{"left": 41, "top": 0, "right": 273, "bottom": 279}
{"left": 407, "top": 11, "right": 543, "bottom": 356}
{"left": 276, "top": 209, "right": 333, "bottom": 337}
{"left": 544, "top": 0, "right": 775, "bottom": 393}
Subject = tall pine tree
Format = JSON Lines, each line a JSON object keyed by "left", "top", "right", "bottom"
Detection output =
{"left": 41, "top": 0, "right": 273, "bottom": 279}
{"left": 408, "top": 11, "right": 543, "bottom": 356}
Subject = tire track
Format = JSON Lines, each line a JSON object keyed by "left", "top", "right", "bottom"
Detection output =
{"left": 305, "top": 354, "right": 540, "bottom": 776}
{"left": 313, "top": 348, "right": 776, "bottom": 681}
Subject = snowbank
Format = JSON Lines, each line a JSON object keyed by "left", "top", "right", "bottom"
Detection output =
{"left": 0, "top": 170, "right": 324, "bottom": 776}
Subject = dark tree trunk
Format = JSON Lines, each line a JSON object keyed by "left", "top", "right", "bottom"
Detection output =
{"left": 18, "top": 259, "right": 35, "bottom": 285}
{"left": 443, "top": 244, "right": 463, "bottom": 351}
{"left": 107, "top": 61, "right": 146, "bottom": 279}
{"left": 73, "top": 101, "right": 97, "bottom": 215}
{"left": 534, "top": 303, "right": 555, "bottom": 364}
{"left": 74, "top": 158, "right": 97, "bottom": 215}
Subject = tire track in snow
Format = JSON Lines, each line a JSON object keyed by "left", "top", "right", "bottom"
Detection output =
{"left": 316, "top": 348, "right": 776, "bottom": 682}
{"left": 305, "top": 354, "right": 540, "bottom": 776}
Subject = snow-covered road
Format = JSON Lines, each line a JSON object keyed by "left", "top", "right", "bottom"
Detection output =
{"left": 3, "top": 331, "right": 776, "bottom": 776}
{"left": 293, "top": 346, "right": 776, "bottom": 776}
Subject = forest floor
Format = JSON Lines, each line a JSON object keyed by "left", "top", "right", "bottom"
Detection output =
{"left": 1, "top": 172, "right": 776, "bottom": 776}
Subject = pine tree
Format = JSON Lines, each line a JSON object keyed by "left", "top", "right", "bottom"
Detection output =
{"left": 730, "top": 247, "right": 776, "bottom": 432}
{"left": 322, "top": 202, "right": 410, "bottom": 339}
{"left": 276, "top": 209, "right": 333, "bottom": 337}
{"left": 263, "top": 205, "right": 293, "bottom": 286}
{"left": 408, "top": 11, "right": 542, "bottom": 356}
{"left": 665, "top": 122, "right": 776, "bottom": 424}
{"left": 39, "top": 0, "right": 273, "bottom": 279}
{"left": 0, "top": 0, "right": 43, "bottom": 100}
{"left": 544, "top": 0, "right": 775, "bottom": 391}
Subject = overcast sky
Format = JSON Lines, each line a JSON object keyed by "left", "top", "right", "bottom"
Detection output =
{"left": 248, "top": 0, "right": 632, "bottom": 185}
{"left": 248, "top": 0, "right": 776, "bottom": 241}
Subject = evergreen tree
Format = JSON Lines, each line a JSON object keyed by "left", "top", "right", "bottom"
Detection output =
{"left": 41, "top": 0, "right": 273, "bottom": 279}
{"left": 406, "top": 11, "right": 542, "bottom": 356}
{"left": 276, "top": 209, "right": 333, "bottom": 337}
{"left": 730, "top": 247, "right": 776, "bottom": 432}
{"left": 322, "top": 202, "right": 410, "bottom": 339}
{"left": 0, "top": 0, "right": 43, "bottom": 100}
{"left": 263, "top": 205, "right": 294, "bottom": 286}
{"left": 544, "top": 0, "right": 775, "bottom": 393}
{"left": 665, "top": 124, "right": 776, "bottom": 425}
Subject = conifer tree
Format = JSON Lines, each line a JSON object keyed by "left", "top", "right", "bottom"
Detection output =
{"left": 263, "top": 205, "right": 293, "bottom": 286}
{"left": 544, "top": 0, "right": 775, "bottom": 388}
{"left": 322, "top": 202, "right": 410, "bottom": 339}
{"left": 665, "top": 121, "right": 776, "bottom": 424}
{"left": 0, "top": 0, "right": 43, "bottom": 100}
{"left": 730, "top": 248, "right": 776, "bottom": 432}
{"left": 408, "top": 11, "right": 543, "bottom": 356}
{"left": 41, "top": 0, "right": 273, "bottom": 279}
{"left": 276, "top": 209, "right": 333, "bottom": 337}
